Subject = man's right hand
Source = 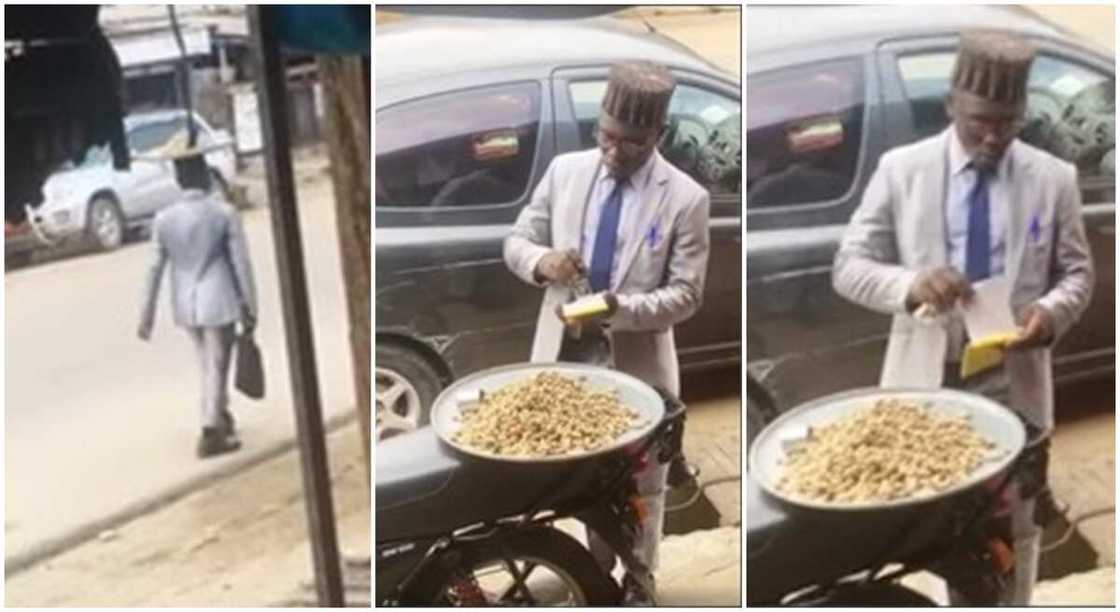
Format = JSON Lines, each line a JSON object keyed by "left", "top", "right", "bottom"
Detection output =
{"left": 906, "top": 266, "right": 974, "bottom": 313}
{"left": 534, "top": 248, "right": 586, "bottom": 285}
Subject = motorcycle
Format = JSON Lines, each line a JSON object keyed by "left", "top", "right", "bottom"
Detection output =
{"left": 375, "top": 364, "right": 687, "bottom": 606}
{"left": 746, "top": 387, "right": 1035, "bottom": 606}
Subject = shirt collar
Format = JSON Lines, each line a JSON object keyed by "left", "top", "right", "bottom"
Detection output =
{"left": 598, "top": 149, "right": 657, "bottom": 190}
{"left": 948, "top": 125, "right": 1014, "bottom": 179}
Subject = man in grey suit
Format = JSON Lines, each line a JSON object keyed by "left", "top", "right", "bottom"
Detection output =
{"left": 833, "top": 31, "right": 1094, "bottom": 604}
{"left": 138, "top": 136, "right": 258, "bottom": 459}
{"left": 504, "top": 61, "right": 710, "bottom": 602}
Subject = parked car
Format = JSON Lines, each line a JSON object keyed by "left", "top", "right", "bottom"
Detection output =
{"left": 745, "top": 5, "right": 1115, "bottom": 445}
{"left": 375, "top": 16, "right": 742, "bottom": 440}
{"left": 18, "top": 109, "right": 236, "bottom": 256}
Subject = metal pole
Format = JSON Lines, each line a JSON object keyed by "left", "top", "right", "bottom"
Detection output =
{"left": 167, "top": 5, "right": 198, "bottom": 145}
{"left": 247, "top": 6, "right": 345, "bottom": 606}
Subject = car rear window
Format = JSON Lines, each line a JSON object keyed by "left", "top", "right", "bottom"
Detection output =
{"left": 897, "top": 51, "right": 1115, "bottom": 185}
{"left": 376, "top": 82, "right": 541, "bottom": 209}
{"left": 745, "top": 58, "right": 865, "bottom": 209}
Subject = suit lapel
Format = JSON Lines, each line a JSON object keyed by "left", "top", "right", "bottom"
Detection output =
{"left": 924, "top": 130, "right": 951, "bottom": 267}
{"left": 1004, "top": 141, "right": 1030, "bottom": 287}
{"left": 614, "top": 151, "right": 670, "bottom": 290}
{"left": 561, "top": 152, "right": 602, "bottom": 251}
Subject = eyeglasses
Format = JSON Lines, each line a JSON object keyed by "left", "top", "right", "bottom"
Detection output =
{"left": 592, "top": 124, "right": 655, "bottom": 156}
{"left": 961, "top": 114, "right": 1024, "bottom": 138}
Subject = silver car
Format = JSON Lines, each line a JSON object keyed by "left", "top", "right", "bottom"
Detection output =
{"left": 25, "top": 109, "right": 236, "bottom": 252}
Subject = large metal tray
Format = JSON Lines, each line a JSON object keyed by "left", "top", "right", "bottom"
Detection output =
{"left": 431, "top": 362, "right": 665, "bottom": 463}
{"left": 749, "top": 387, "right": 1027, "bottom": 512}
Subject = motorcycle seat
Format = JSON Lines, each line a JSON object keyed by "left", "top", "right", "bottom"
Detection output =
{"left": 376, "top": 426, "right": 461, "bottom": 510}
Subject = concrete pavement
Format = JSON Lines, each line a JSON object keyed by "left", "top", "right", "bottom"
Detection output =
{"left": 4, "top": 424, "right": 369, "bottom": 606}
{"left": 4, "top": 150, "right": 356, "bottom": 570}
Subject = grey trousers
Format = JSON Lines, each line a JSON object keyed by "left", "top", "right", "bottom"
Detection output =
{"left": 185, "top": 324, "right": 236, "bottom": 429}
{"left": 944, "top": 364, "right": 1042, "bottom": 605}
{"left": 587, "top": 454, "right": 670, "bottom": 578}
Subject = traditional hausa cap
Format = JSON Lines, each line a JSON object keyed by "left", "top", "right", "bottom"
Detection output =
{"left": 601, "top": 60, "right": 676, "bottom": 129}
{"left": 951, "top": 30, "right": 1036, "bottom": 106}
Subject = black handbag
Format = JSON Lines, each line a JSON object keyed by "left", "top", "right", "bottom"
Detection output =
{"left": 235, "top": 331, "right": 265, "bottom": 400}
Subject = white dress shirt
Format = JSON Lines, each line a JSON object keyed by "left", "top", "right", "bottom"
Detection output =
{"left": 944, "top": 129, "right": 1015, "bottom": 358}
{"left": 946, "top": 129, "right": 1011, "bottom": 276}
{"left": 579, "top": 152, "right": 657, "bottom": 288}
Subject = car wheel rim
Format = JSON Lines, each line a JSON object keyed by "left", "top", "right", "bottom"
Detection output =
{"left": 376, "top": 367, "right": 422, "bottom": 441}
{"left": 94, "top": 203, "right": 121, "bottom": 246}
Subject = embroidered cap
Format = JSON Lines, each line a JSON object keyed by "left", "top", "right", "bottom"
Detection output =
{"left": 601, "top": 61, "right": 676, "bottom": 130}
{"left": 951, "top": 30, "right": 1036, "bottom": 106}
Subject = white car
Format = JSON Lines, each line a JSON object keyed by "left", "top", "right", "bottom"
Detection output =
{"left": 25, "top": 110, "right": 237, "bottom": 251}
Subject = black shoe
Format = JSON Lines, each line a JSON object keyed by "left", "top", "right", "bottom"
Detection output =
{"left": 197, "top": 427, "right": 241, "bottom": 459}
{"left": 668, "top": 457, "right": 700, "bottom": 490}
{"left": 622, "top": 574, "right": 656, "bottom": 606}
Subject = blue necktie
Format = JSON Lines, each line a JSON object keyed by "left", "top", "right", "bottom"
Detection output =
{"left": 965, "top": 166, "right": 991, "bottom": 282}
{"left": 589, "top": 179, "right": 626, "bottom": 292}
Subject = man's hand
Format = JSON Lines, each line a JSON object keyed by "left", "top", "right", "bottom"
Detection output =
{"left": 554, "top": 292, "right": 619, "bottom": 325}
{"left": 906, "top": 267, "right": 975, "bottom": 313}
{"left": 534, "top": 248, "right": 585, "bottom": 285}
{"left": 137, "top": 322, "right": 152, "bottom": 341}
{"left": 1006, "top": 303, "right": 1055, "bottom": 351}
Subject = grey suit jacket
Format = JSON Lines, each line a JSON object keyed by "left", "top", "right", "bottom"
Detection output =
{"left": 504, "top": 149, "right": 710, "bottom": 395}
{"left": 140, "top": 189, "right": 258, "bottom": 331}
{"left": 832, "top": 128, "right": 1094, "bottom": 430}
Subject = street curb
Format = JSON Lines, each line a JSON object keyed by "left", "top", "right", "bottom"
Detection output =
{"left": 5, "top": 412, "right": 359, "bottom": 577}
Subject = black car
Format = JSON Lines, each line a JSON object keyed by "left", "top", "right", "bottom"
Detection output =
{"left": 745, "top": 5, "right": 1115, "bottom": 444}
{"left": 375, "top": 16, "right": 742, "bottom": 439}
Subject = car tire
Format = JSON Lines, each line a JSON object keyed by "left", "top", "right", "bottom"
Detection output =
{"left": 86, "top": 195, "right": 126, "bottom": 251}
{"left": 376, "top": 342, "right": 443, "bottom": 442}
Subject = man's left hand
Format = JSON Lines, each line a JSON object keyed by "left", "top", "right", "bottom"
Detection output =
{"left": 1006, "top": 303, "right": 1055, "bottom": 351}
{"left": 554, "top": 292, "right": 619, "bottom": 325}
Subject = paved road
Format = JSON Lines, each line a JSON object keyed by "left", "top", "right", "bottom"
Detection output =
{"left": 4, "top": 156, "right": 356, "bottom": 564}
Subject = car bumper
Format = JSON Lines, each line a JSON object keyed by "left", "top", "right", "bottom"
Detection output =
{"left": 24, "top": 204, "right": 83, "bottom": 245}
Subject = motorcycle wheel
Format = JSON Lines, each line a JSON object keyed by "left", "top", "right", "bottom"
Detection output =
{"left": 404, "top": 526, "right": 622, "bottom": 606}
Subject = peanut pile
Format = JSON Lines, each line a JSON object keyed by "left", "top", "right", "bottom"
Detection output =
{"left": 452, "top": 372, "right": 641, "bottom": 457}
{"left": 776, "top": 398, "right": 1001, "bottom": 503}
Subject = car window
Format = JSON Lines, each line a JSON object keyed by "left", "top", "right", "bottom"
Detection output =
{"left": 745, "top": 58, "right": 865, "bottom": 209}
{"left": 128, "top": 120, "right": 183, "bottom": 153}
{"left": 897, "top": 51, "right": 1115, "bottom": 181}
{"left": 127, "top": 116, "right": 209, "bottom": 153}
{"left": 568, "top": 81, "right": 741, "bottom": 196}
{"left": 375, "top": 82, "right": 541, "bottom": 209}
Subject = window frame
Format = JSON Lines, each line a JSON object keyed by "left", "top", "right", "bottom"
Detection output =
{"left": 374, "top": 80, "right": 548, "bottom": 213}
{"left": 552, "top": 65, "right": 742, "bottom": 219}
{"left": 744, "top": 55, "right": 874, "bottom": 219}
{"left": 879, "top": 34, "right": 1115, "bottom": 199}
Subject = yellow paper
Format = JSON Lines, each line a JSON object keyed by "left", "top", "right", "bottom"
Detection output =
{"left": 960, "top": 331, "right": 1020, "bottom": 379}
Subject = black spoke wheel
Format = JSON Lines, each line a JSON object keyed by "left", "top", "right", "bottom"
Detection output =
{"left": 405, "top": 527, "right": 621, "bottom": 606}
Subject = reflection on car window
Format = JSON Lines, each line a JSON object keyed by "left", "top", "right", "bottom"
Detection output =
{"left": 568, "top": 81, "right": 741, "bottom": 196}
{"left": 375, "top": 82, "right": 541, "bottom": 209}
{"left": 897, "top": 51, "right": 1115, "bottom": 181}
{"left": 745, "top": 59, "right": 865, "bottom": 209}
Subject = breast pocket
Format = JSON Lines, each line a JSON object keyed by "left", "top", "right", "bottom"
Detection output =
{"left": 1017, "top": 233, "right": 1054, "bottom": 295}
{"left": 630, "top": 221, "right": 674, "bottom": 288}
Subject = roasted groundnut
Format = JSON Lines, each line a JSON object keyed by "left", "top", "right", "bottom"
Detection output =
{"left": 452, "top": 372, "right": 640, "bottom": 457}
{"left": 776, "top": 398, "right": 1001, "bottom": 503}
